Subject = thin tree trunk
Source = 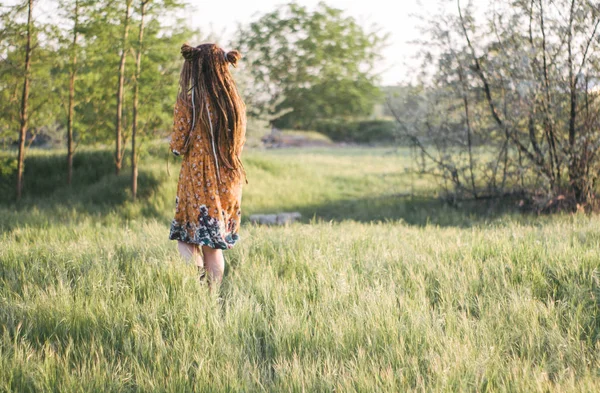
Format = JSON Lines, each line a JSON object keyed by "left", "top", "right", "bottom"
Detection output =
{"left": 17, "top": 0, "right": 33, "bottom": 201}
{"left": 566, "top": 0, "right": 581, "bottom": 201}
{"left": 132, "top": 0, "right": 147, "bottom": 201}
{"left": 67, "top": 0, "right": 79, "bottom": 185}
{"left": 115, "top": 0, "right": 132, "bottom": 175}
{"left": 457, "top": 65, "right": 477, "bottom": 198}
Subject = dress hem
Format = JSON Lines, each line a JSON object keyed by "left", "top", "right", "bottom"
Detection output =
{"left": 168, "top": 218, "right": 239, "bottom": 250}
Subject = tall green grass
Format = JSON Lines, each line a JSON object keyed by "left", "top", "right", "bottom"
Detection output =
{"left": 1, "top": 145, "right": 600, "bottom": 392}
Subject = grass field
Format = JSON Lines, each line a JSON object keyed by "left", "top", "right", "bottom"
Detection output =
{"left": 1, "top": 145, "right": 600, "bottom": 392}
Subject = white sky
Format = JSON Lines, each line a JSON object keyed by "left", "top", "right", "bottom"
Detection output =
{"left": 184, "top": 0, "right": 453, "bottom": 86}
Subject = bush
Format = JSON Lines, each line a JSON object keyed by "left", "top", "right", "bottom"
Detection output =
{"left": 355, "top": 120, "right": 398, "bottom": 143}
{"left": 315, "top": 119, "right": 399, "bottom": 143}
{"left": 0, "top": 155, "right": 18, "bottom": 200}
{"left": 314, "top": 120, "right": 354, "bottom": 142}
{"left": 0, "top": 149, "right": 116, "bottom": 204}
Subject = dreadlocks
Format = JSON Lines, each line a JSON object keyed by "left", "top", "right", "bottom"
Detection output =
{"left": 178, "top": 43, "right": 247, "bottom": 182}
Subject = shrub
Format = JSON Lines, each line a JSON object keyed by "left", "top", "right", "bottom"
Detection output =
{"left": 0, "top": 155, "right": 18, "bottom": 200}
{"left": 354, "top": 120, "right": 398, "bottom": 143}
{"left": 315, "top": 119, "right": 398, "bottom": 143}
{"left": 315, "top": 120, "right": 356, "bottom": 142}
{"left": 0, "top": 149, "right": 116, "bottom": 204}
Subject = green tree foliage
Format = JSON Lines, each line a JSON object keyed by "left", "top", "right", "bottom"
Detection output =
{"left": 70, "top": 0, "right": 192, "bottom": 147}
{"left": 1, "top": 0, "right": 192, "bottom": 148}
{"left": 1, "top": 0, "right": 195, "bottom": 195}
{"left": 0, "top": 1, "right": 54, "bottom": 147}
{"left": 0, "top": 0, "right": 198, "bottom": 201}
{"left": 235, "top": 1, "right": 387, "bottom": 129}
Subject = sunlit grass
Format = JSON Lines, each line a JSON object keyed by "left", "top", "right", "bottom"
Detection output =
{"left": 1, "top": 145, "right": 600, "bottom": 392}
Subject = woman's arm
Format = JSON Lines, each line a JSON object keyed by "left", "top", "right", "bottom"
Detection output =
{"left": 169, "top": 98, "right": 192, "bottom": 156}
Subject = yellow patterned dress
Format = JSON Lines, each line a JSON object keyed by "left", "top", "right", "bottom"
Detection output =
{"left": 168, "top": 96, "right": 244, "bottom": 249}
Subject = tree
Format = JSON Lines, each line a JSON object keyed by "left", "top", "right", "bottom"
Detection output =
{"left": 131, "top": 0, "right": 148, "bottom": 200}
{"left": 235, "top": 1, "right": 387, "bottom": 129}
{"left": 72, "top": 0, "right": 193, "bottom": 149}
{"left": 1, "top": 1, "right": 55, "bottom": 195}
{"left": 130, "top": 0, "right": 188, "bottom": 200}
{"left": 16, "top": 0, "right": 33, "bottom": 201}
{"left": 0, "top": 5, "right": 26, "bottom": 148}
{"left": 115, "top": 0, "right": 132, "bottom": 175}
{"left": 66, "top": 0, "right": 132, "bottom": 149}
{"left": 392, "top": 0, "right": 600, "bottom": 209}
{"left": 66, "top": 0, "right": 79, "bottom": 185}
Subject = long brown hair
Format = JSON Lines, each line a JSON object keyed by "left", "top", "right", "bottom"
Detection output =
{"left": 178, "top": 43, "right": 247, "bottom": 182}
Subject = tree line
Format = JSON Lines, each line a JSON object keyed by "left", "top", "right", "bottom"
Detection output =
{"left": 1, "top": 0, "right": 388, "bottom": 202}
{"left": 1, "top": 0, "right": 197, "bottom": 201}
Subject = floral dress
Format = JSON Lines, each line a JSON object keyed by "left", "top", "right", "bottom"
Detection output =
{"left": 168, "top": 96, "right": 244, "bottom": 249}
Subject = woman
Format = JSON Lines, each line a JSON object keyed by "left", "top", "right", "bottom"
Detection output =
{"left": 168, "top": 43, "right": 247, "bottom": 287}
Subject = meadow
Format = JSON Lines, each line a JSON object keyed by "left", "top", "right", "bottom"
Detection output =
{"left": 1, "top": 145, "right": 600, "bottom": 392}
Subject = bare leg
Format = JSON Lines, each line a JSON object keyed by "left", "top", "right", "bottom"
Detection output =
{"left": 177, "top": 241, "right": 203, "bottom": 268}
{"left": 202, "top": 245, "right": 225, "bottom": 288}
